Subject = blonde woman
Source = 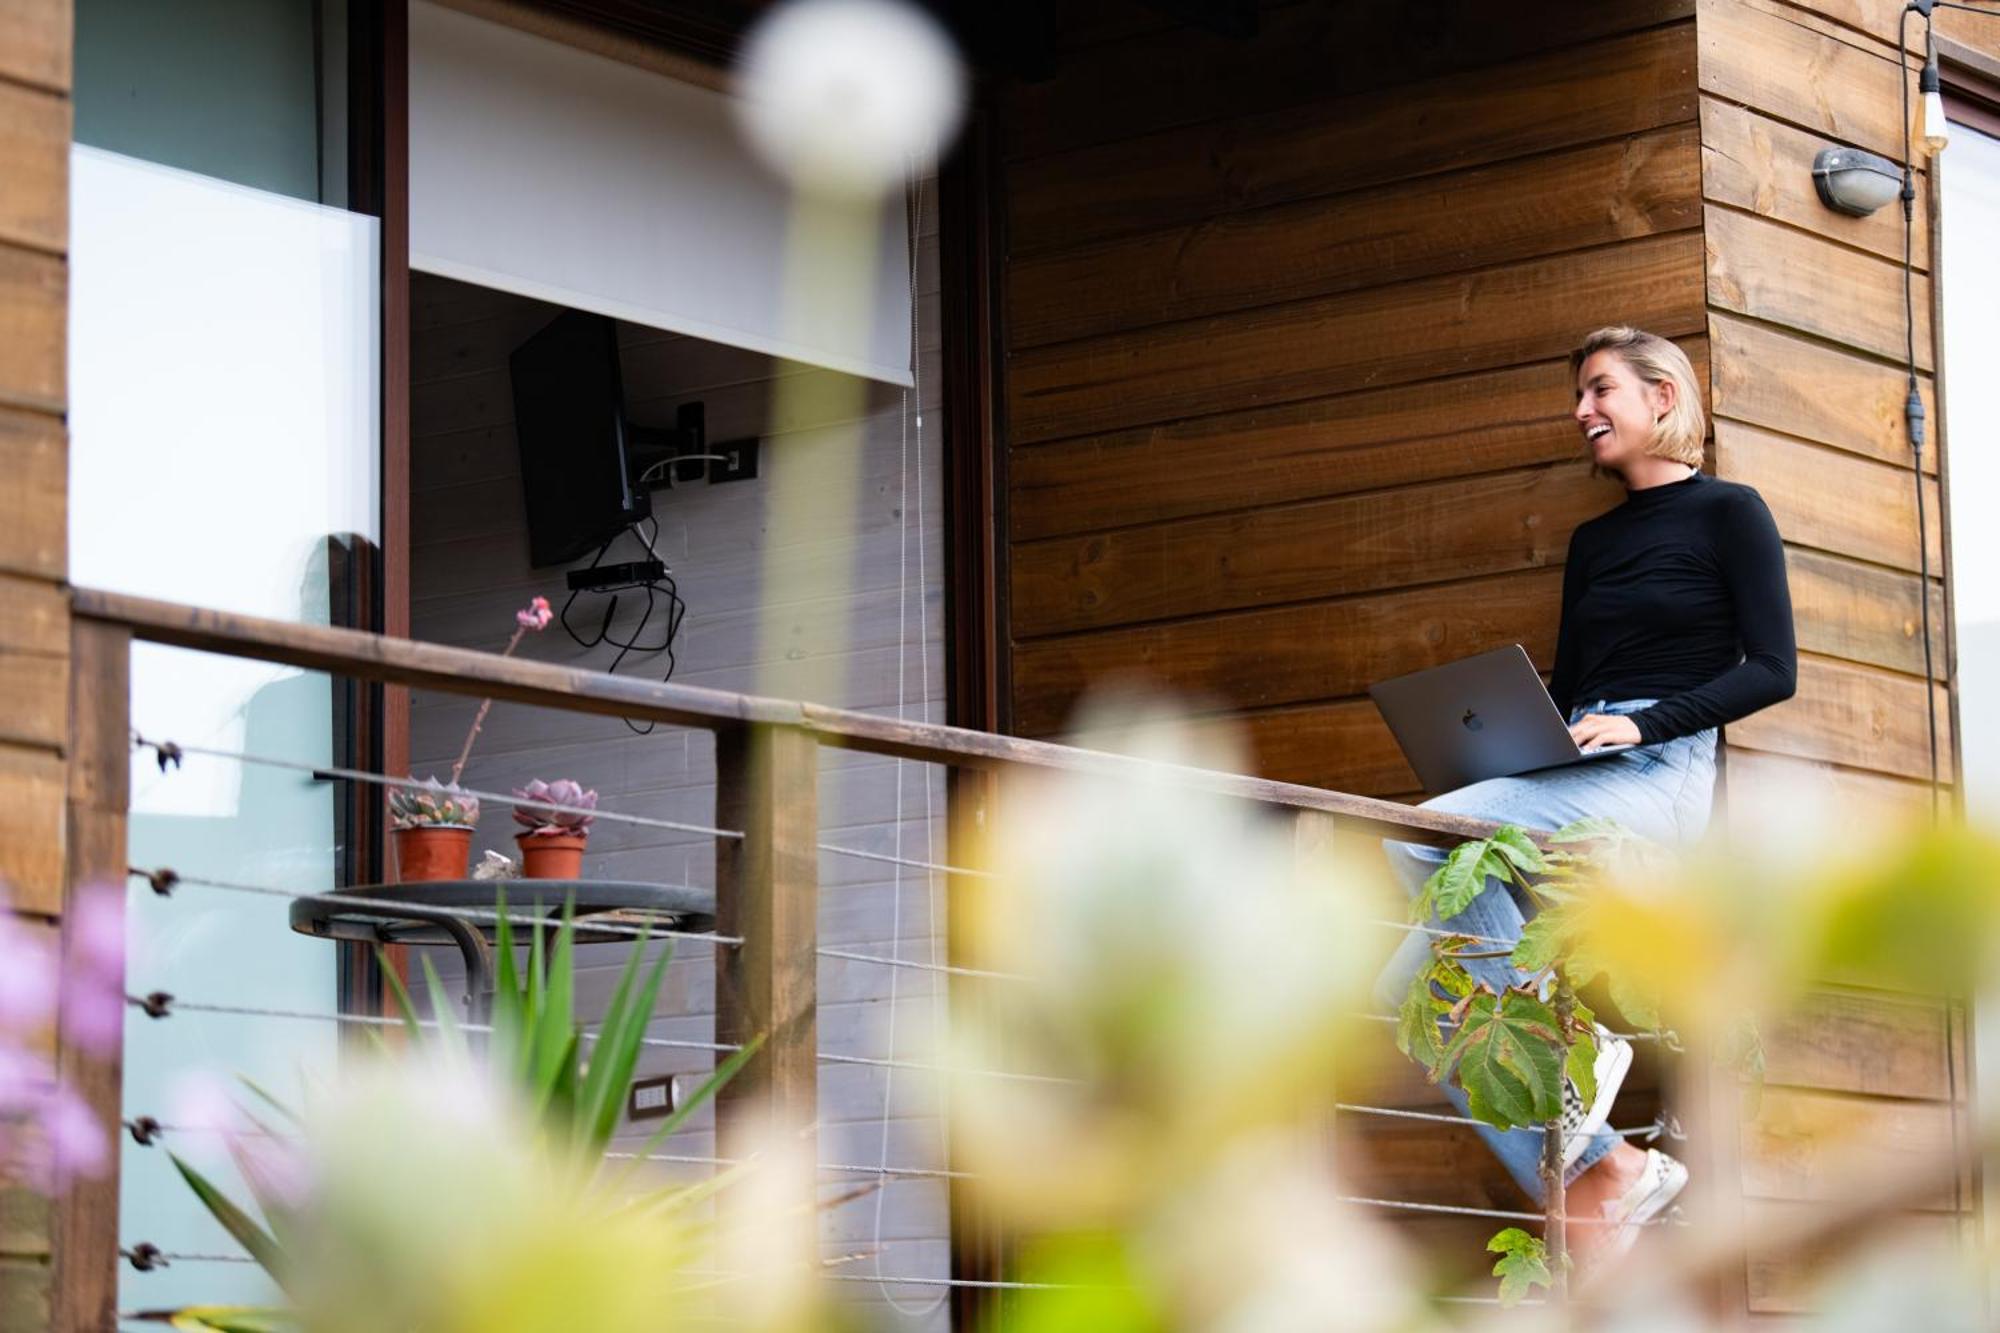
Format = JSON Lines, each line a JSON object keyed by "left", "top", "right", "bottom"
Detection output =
{"left": 1373, "top": 326, "right": 1798, "bottom": 1263}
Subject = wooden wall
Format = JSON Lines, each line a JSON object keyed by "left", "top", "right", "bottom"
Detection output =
{"left": 998, "top": 0, "right": 1702, "bottom": 801}
{"left": 1692, "top": 0, "right": 1987, "bottom": 1319}
{"left": 991, "top": 0, "right": 1983, "bottom": 1311}
{"left": 0, "top": 0, "right": 72, "bottom": 1327}
{"left": 992, "top": 0, "right": 1706, "bottom": 1282}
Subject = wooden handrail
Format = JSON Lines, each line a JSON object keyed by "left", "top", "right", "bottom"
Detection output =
{"left": 71, "top": 586, "right": 1539, "bottom": 849}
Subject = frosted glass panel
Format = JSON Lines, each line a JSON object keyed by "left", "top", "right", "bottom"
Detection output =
{"left": 69, "top": 144, "right": 380, "bottom": 1311}
{"left": 1942, "top": 122, "right": 2000, "bottom": 817}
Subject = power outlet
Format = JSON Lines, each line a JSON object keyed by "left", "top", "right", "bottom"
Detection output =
{"left": 709, "top": 436, "right": 759, "bottom": 484}
{"left": 628, "top": 1074, "right": 679, "bottom": 1121}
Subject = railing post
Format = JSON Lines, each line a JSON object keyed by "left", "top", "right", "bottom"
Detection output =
{"left": 713, "top": 721, "right": 819, "bottom": 1244}
{"left": 53, "top": 617, "right": 130, "bottom": 1333}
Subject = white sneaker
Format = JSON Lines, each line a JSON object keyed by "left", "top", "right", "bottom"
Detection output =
{"left": 1595, "top": 1147, "right": 1689, "bottom": 1260}
{"left": 1557, "top": 1024, "right": 1634, "bottom": 1173}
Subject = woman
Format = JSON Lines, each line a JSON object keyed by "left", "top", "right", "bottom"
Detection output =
{"left": 1372, "top": 326, "right": 1798, "bottom": 1263}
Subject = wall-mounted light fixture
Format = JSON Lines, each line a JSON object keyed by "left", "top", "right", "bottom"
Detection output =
{"left": 1811, "top": 146, "right": 1903, "bottom": 216}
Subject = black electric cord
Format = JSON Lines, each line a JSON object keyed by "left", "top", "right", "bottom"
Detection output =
{"left": 1902, "top": 0, "right": 1977, "bottom": 1243}
{"left": 1899, "top": 5, "right": 1944, "bottom": 825}
{"left": 557, "top": 518, "right": 687, "bottom": 735}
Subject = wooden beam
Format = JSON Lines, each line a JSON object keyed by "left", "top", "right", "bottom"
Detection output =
{"left": 51, "top": 618, "right": 130, "bottom": 1333}
{"left": 713, "top": 721, "right": 819, "bottom": 1260}
{"left": 71, "top": 586, "right": 1546, "bottom": 848}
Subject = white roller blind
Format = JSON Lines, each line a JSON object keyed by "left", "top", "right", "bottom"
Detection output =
{"left": 409, "top": 0, "right": 913, "bottom": 386}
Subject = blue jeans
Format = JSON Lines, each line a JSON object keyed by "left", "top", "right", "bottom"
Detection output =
{"left": 1371, "top": 697, "right": 1718, "bottom": 1202}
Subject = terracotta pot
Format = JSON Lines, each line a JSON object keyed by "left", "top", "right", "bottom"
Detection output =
{"left": 394, "top": 825, "right": 473, "bottom": 882}
{"left": 516, "top": 832, "right": 588, "bottom": 880}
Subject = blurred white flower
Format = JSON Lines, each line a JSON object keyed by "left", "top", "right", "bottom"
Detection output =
{"left": 732, "top": 0, "right": 966, "bottom": 194}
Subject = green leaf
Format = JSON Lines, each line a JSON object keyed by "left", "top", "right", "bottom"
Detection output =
{"left": 232, "top": 1077, "right": 302, "bottom": 1129}
{"left": 1395, "top": 966, "right": 1450, "bottom": 1071}
{"left": 375, "top": 947, "right": 424, "bottom": 1043}
{"left": 167, "top": 1153, "right": 285, "bottom": 1280}
{"left": 1487, "top": 824, "right": 1546, "bottom": 877}
{"left": 419, "top": 953, "right": 469, "bottom": 1065}
{"left": 1438, "top": 992, "right": 1566, "bottom": 1131}
{"left": 579, "top": 930, "right": 675, "bottom": 1157}
{"left": 1548, "top": 815, "right": 1627, "bottom": 845}
{"left": 1426, "top": 841, "right": 1500, "bottom": 920}
{"left": 1487, "top": 1227, "right": 1555, "bottom": 1306}
{"left": 158, "top": 1306, "right": 298, "bottom": 1331}
{"left": 1510, "top": 911, "right": 1572, "bottom": 974}
{"left": 491, "top": 887, "right": 527, "bottom": 1080}
{"left": 605, "top": 1034, "right": 766, "bottom": 1195}
{"left": 1566, "top": 1026, "right": 1598, "bottom": 1111}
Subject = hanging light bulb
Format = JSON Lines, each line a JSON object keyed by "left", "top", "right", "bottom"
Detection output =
{"left": 1919, "top": 41, "right": 1950, "bottom": 156}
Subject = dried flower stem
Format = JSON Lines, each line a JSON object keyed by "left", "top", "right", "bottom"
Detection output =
{"left": 450, "top": 623, "right": 528, "bottom": 786}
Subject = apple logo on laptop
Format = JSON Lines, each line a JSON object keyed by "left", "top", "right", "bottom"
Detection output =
{"left": 1461, "top": 709, "right": 1483, "bottom": 733}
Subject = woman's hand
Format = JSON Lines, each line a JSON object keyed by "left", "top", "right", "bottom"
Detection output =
{"left": 1569, "top": 713, "right": 1643, "bottom": 751}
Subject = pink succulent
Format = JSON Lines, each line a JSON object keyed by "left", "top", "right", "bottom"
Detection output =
{"left": 516, "top": 596, "right": 553, "bottom": 631}
{"left": 512, "top": 778, "right": 599, "bottom": 835}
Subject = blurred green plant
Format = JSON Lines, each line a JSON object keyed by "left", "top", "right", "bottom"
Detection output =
{"left": 144, "top": 894, "right": 764, "bottom": 1332}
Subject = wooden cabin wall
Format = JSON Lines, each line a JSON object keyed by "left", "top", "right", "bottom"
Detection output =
{"left": 0, "top": 0, "right": 74, "bottom": 1327}
{"left": 990, "top": 0, "right": 1706, "bottom": 1284}
{"left": 995, "top": 0, "right": 1704, "bottom": 800}
{"left": 1692, "top": 0, "right": 1992, "bottom": 1321}
{"left": 991, "top": 0, "right": 1989, "bottom": 1310}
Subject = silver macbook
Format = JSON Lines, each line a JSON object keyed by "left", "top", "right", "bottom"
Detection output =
{"left": 1368, "top": 644, "right": 1636, "bottom": 793}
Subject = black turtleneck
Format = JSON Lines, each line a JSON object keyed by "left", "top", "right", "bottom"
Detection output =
{"left": 1548, "top": 469, "right": 1798, "bottom": 745}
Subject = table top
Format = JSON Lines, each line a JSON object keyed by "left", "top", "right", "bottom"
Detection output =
{"left": 286, "top": 879, "right": 718, "bottom": 948}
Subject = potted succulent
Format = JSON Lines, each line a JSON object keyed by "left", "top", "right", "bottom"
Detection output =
{"left": 512, "top": 779, "right": 598, "bottom": 880}
{"left": 386, "top": 596, "right": 552, "bottom": 885}
{"left": 387, "top": 780, "right": 481, "bottom": 882}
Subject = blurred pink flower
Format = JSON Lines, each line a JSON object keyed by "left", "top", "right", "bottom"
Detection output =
{"left": 237, "top": 1128, "right": 315, "bottom": 1212}
{"left": 67, "top": 883, "right": 125, "bottom": 981}
{"left": 58, "top": 968, "right": 124, "bottom": 1056}
{"left": 39, "top": 1082, "right": 108, "bottom": 1187}
{"left": 0, "top": 912, "right": 57, "bottom": 1029}
{"left": 0, "top": 1044, "right": 52, "bottom": 1113}
{"left": 516, "top": 596, "right": 553, "bottom": 631}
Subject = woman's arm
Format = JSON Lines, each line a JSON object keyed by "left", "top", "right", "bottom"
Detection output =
{"left": 1628, "top": 488, "right": 1798, "bottom": 745}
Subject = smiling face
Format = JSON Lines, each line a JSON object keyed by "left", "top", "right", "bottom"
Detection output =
{"left": 1574, "top": 348, "right": 1676, "bottom": 476}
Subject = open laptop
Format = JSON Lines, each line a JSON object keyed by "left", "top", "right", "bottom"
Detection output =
{"left": 1368, "top": 644, "right": 1637, "bottom": 793}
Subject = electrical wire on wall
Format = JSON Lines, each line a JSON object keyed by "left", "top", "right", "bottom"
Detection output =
{"left": 559, "top": 515, "right": 688, "bottom": 735}
{"left": 870, "top": 156, "right": 954, "bottom": 1322}
{"left": 1899, "top": 1, "right": 1945, "bottom": 825}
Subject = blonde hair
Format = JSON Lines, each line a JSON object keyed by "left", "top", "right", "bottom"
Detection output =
{"left": 1569, "top": 326, "right": 1705, "bottom": 468}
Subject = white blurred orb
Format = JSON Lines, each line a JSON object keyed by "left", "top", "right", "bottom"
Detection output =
{"left": 733, "top": 0, "right": 966, "bottom": 194}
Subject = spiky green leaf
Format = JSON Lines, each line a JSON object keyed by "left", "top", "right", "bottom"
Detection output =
{"left": 167, "top": 1154, "right": 285, "bottom": 1279}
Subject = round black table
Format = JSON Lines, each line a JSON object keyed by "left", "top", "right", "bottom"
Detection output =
{"left": 288, "top": 879, "right": 718, "bottom": 1022}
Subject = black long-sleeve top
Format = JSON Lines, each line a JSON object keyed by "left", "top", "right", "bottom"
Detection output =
{"left": 1547, "top": 470, "right": 1798, "bottom": 746}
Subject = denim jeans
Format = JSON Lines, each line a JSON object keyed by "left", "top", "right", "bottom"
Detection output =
{"left": 1371, "top": 697, "right": 1718, "bottom": 1203}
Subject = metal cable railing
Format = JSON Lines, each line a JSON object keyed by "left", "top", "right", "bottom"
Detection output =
{"left": 81, "top": 589, "right": 1695, "bottom": 1316}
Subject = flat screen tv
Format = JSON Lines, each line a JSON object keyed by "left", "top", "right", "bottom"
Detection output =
{"left": 510, "top": 310, "right": 651, "bottom": 568}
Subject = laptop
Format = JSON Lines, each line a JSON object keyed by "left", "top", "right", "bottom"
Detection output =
{"left": 1368, "top": 644, "right": 1637, "bottom": 793}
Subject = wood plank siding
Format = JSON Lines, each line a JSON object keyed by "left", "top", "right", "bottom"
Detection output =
{"left": 1694, "top": 0, "right": 1981, "bottom": 1315}
{"left": 990, "top": 0, "right": 1979, "bottom": 1311}
{"left": 0, "top": 0, "right": 69, "bottom": 1326}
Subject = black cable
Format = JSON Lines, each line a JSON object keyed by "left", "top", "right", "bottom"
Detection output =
{"left": 1899, "top": 4, "right": 1943, "bottom": 825}
{"left": 555, "top": 519, "right": 688, "bottom": 735}
{"left": 1902, "top": 0, "right": 1967, "bottom": 1243}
